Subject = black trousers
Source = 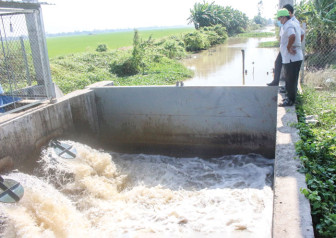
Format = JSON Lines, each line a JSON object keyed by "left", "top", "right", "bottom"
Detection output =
{"left": 284, "top": 60, "right": 302, "bottom": 102}
{"left": 273, "top": 52, "right": 282, "bottom": 85}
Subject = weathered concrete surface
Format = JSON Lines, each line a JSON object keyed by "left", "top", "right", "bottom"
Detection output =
{"left": 94, "top": 86, "right": 278, "bottom": 158}
{"left": 273, "top": 92, "right": 314, "bottom": 238}
{"left": 0, "top": 156, "right": 13, "bottom": 173}
{"left": 0, "top": 88, "right": 99, "bottom": 167}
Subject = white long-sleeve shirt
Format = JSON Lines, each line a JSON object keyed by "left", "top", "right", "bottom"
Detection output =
{"left": 280, "top": 19, "right": 304, "bottom": 64}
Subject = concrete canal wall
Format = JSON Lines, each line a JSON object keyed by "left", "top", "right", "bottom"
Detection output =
{"left": 1, "top": 83, "right": 278, "bottom": 161}
{"left": 0, "top": 88, "right": 98, "bottom": 167}
{"left": 94, "top": 86, "right": 278, "bottom": 158}
{"left": 0, "top": 82, "right": 313, "bottom": 237}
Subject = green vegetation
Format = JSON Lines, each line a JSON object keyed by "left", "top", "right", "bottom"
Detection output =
{"left": 49, "top": 25, "right": 230, "bottom": 94}
{"left": 236, "top": 32, "right": 274, "bottom": 38}
{"left": 291, "top": 1, "right": 336, "bottom": 236}
{"left": 188, "top": 1, "right": 248, "bottom": 35}
{"left": 182, "top": 25, "right": 228, "bottom": 51}
{"left": 46, "top": 28, "right": 195, "bottom": 58}
{"left": 96, "top": 44, "right": 107, "bottom": 52}
{"left": 50, "top": 50, "right": 193, "bottom": 94}
{"left": 295, "top": 87, "right": 336, "bottom": 237}
{"left": 258, "top": 41, "right": 279, "bottom": 48}
{"left": 295, "top": 0, "right": 336, "bottom": 69}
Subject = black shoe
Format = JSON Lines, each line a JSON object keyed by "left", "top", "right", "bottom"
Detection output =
{"left": 279, "top": 98, "right": 294, "bottom": 107}
{"left": 267, "top": 81, "right": 278, "bottom": 86}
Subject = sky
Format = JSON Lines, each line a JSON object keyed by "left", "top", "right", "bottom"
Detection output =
{"left": 41, "top": 0, "right": 279, "bottom": 34}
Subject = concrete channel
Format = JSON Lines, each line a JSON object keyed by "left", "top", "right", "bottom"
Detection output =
{"left": 0, "top": 81, "right": 314, "bottom": 237}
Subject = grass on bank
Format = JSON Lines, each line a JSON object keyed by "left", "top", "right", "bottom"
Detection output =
{"left": 50, "top": 52, "right": 193, "bottom": 94}
{"left": 235, "top": 32, "right": 274, "bottom": 38}
{"left": 47, "top": 28, "right": 195, "bottom": 58}
{"left": 258, "top": 41, "right": 279, "bottom": 48}
{"left": 295, "top": 82, "right": 336, "bottom": 237}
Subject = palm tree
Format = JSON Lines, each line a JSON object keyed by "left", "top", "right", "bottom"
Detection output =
{"left": 187, "top": 1, "right": 223, "bottom": 29}
{"left": 296, "top": 0, "right": 336, "bottom": 53}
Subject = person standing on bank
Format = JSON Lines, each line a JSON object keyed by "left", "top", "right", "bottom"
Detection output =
{"left": 267, "top": 4, "right": 305, "bottom": 87}
{"left": 283, "top": 4, "right": 305, "bottom": 43}
{"left": 277, "top": 8, "right": 303, "bottom": 107}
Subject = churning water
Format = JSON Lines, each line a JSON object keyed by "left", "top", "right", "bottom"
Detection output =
{"left": 0, "top": 141, "right": 274, "bottom": 238}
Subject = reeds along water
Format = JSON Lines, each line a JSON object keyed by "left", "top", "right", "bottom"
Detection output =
{"left": 0, "top": 141, "right": 274, "bottom": 238}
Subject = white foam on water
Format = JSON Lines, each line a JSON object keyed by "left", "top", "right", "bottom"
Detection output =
{"left": 0, "top": 141, "right": 274, "bottom": 238}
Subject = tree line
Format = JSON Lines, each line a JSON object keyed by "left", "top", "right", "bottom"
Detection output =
{"left": 187, "top": 1, "right": 250, "bottom": 36}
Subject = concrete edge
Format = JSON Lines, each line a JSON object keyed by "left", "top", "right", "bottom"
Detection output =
{"left": 272, "top": 92, "right": 314, "bottom": 238}
{"left": 0, "top": 87, "right": 99, "bottom": 164}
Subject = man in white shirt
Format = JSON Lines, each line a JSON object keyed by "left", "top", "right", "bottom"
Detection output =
{"left": 283, "top": 4, "right": 305, "bottom": 42}
{"left": 277, "top": 8, "right": 303, "bottom": 106}
{"left": 267, "top": 4, "right": 305, "bottom": 87}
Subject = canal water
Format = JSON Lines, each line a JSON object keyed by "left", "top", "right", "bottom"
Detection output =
{"left": 0, "top": 142, "right": 274, "bottom": 237}
{"left": 183, "top": 35, "right": 278, "bottom": 86}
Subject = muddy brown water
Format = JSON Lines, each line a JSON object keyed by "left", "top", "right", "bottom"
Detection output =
{"left": 182, "top": 36, "right": 278, "bottom": 86}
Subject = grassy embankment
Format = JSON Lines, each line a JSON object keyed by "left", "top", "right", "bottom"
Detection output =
{"left": 47, "top": 28, "right": 196, "bottom": 94}
{"left": 236, "top": 32, "right": 274, "bottom": 38}
{"left": 236, "top": 29, "right": 279, "bottom": 48}
{"left": 258, "top": 41, "right": 279, "bottom": 48}
{"left": 295, "top": 73, "right": 336, "bottom": 237}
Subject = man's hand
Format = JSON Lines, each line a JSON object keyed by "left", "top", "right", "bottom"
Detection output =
{"left": 288, "top": 47, "right": 297, "bottom": 55}
{"left": 287, "top": 34, "right": 296, "bottom": 55}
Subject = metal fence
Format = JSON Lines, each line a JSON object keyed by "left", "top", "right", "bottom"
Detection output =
{"left": 0, "top": 1, "right": 55, "bottom": 116}
{"left": 302, "top": 24, "right": 336, "bottom": 88}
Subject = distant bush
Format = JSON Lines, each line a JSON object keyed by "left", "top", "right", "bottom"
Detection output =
{"left": 211, "top": 25, "right": 228, "bottom": 39}
{"left": 109, "top": 56, "right": 140, "bottom": 77}
{"left": 109, "top": 30, "right": 147, "bottom": 76}
{"left": 96, "top": 44, "right": 107, "bottom": 52}
{"left": 162, "top": 40, "right": 186, "bottom": 59}
{"left": 182, "top": 25, "right": 227, "bottom": 51}
{"left": 183, "top": 31, "right": 210, "bottom": 52}
{"left": 200, "top": 25, "right": 228, "bottom": 45}
{"left": 201, "top": 30, "right": 219, "bottom": 46}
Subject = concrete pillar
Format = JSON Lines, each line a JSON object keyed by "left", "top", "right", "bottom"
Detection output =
{"left": 25, "top": 13, "right": 43, "bottom": 85}
{"left": 25, "top": 8, "right": 55, "bottom": 98}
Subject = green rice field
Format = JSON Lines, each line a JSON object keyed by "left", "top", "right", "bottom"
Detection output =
{"left": 46, "top": 27, "right": 194, "bottom": 58}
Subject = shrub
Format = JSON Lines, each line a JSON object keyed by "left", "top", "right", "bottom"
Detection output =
{"left": 96, "top": 44, "right": 107, "bottom": 52}
{"left": 162, "top": 40, "right": 186, "bottom": 59}
{"left": 183, "top": 31, "right": 210, "bottom": 52}
{"left": 109, "top": 56, "right": 140, "bottom": 77}
{"left": 109, "top": 30, "right": 146, "bottom": 76}
{"left": 201, "top": 30, "right": 220, "bottom": 46}
{"left": 212, "top": 25, "right": 228, "bottom": 39}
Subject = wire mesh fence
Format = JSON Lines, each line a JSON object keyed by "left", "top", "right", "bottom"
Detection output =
{"left": 0, "top": 3, "right": 54, "bottom": 116}
{"left": 302, "top": 25, "right": 336, "bottom": 88}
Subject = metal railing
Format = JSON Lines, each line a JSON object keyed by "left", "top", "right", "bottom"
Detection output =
{"left": 0, "top": 1, "right": 55, "bottom": 116}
